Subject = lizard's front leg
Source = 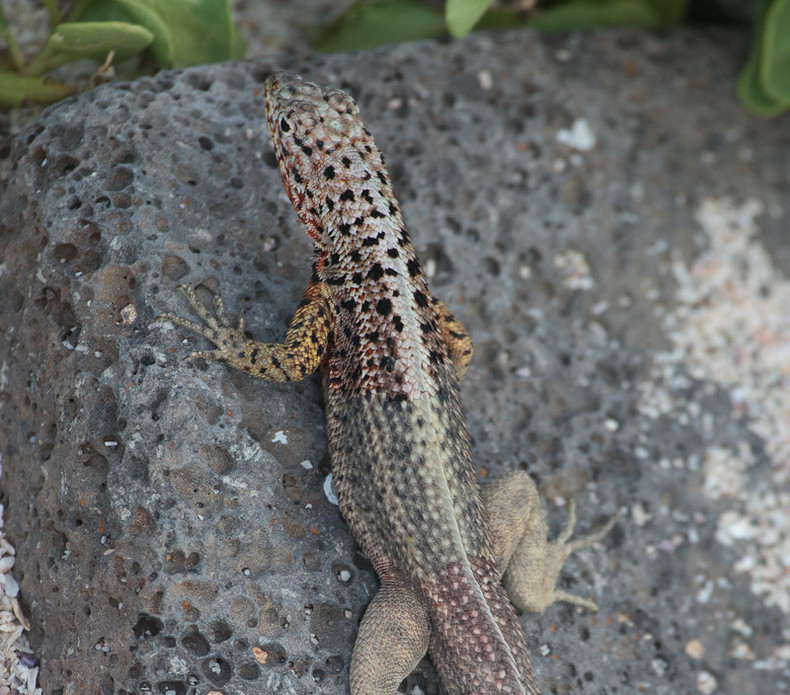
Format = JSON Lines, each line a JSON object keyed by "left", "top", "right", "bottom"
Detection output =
{"left": 432, "top": 297, "right": 473, "bottom": 378}
{"left": 156, "top": 278, "right": 334, "bottom": 382}
{"left": 483, "top": 471, "right": 619, "bottom": 613}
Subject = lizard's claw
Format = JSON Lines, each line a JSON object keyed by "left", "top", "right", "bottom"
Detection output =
{"left": 563, "top": 508, "right": 621, "bottom": 555}
{"left": 542, "top": 507, "right": 621, "bottom": 612}
{"left": 185, "top": 349, "right": 227, "bottom": 363}
{"left": 156, "top": 285, "right": 247, "bottom": 356}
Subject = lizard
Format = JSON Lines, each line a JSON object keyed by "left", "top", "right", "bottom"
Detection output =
{"left": 157, "top": 72, "right": 619, "bottom": 695}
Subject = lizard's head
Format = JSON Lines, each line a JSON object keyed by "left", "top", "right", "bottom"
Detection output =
{"left": 263, "top": 72, "right": 395, "bottom": 249}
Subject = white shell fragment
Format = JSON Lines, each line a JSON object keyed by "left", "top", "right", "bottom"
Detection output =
{"left": 0, "top": 503, "right": 41, "bottom": 694}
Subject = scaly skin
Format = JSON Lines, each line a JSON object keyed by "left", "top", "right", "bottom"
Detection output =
{"left": 157, "top": 73, "right": 618, "bottom": 695}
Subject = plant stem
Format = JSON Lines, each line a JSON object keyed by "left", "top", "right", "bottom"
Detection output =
{"left": 41, "top": 0, "right": 62, "bottom": 26}
{"left": 0, "top": 0, "right": 26, "bottom": 71}
{"left": 66, "top": 0, "right": 96, "bottom": 23}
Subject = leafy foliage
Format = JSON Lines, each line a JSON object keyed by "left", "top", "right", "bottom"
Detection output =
{"left": 446, "top": 0, "right": 494, "bottom": 37}
{"left": 314, "top": 0, "right": 689, "bottom": 52}
{"left": 312, "top": 0, "right": 445, "bottom": 53}
{"left": 315, "top": 0, "right": 790, "bottom": 117}
{"left": 738, "top": 0, "right": 790, "bottom": 115}
{"left": 0, "top": 0, "right": 243, "bottom": 109}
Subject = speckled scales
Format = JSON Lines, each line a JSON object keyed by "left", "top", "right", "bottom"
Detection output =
{"left": 264, "top": 73, "right": 447, "bottom": 402}
{"left": 328, "top": 374, "right": 486, "bottom": 575}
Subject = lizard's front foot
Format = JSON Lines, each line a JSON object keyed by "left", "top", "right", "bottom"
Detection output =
{"left": 156, "top": 280, "right": 332, "bottom": 382}
{"left": 156, "top": 285, "right": 248, "bottom": 365}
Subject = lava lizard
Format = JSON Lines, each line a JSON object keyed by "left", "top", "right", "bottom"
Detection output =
{"left": 158, "top": 72, "right": 618, "bottom": 695}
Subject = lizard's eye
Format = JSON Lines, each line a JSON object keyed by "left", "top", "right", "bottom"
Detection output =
{"left": 280, "top": 118, "right": 291, "bottom": 133}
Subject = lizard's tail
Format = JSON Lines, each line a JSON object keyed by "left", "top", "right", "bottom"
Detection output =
{"left": 425, "top": 556, "right": 540, "bottom": 695}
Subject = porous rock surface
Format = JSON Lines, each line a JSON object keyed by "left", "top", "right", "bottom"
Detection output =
{"left": 0, "top": 28, "right": 787, "bottom": 695}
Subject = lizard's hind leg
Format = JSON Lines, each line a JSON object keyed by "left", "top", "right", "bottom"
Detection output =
{"left": 349, "top": 567, "right": 430, "bottom": 695}
{"left": 483, "top": 471, "right": 619, "bottom": 613}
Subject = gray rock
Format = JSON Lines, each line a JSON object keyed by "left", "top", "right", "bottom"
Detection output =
{"left": 1, "top": 27, "right": 787, "bottom": 695}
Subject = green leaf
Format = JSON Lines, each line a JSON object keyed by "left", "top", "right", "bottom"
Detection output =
{"left": 26, "top": 21, "right": 155, "bottom": 75}
{"left": 0, "top": 72, "right": 75, "bottom": 108}
{"left": 312, "top": 0, "right": 445, "bottom": 53}
{"left": 446, "top": 0, "right": 496, "bottom": 38}
{"left": 78, "top": 0, "right": 137, "bottom": 23}
{"left": 113, "top": 0, "right": 244, "bottom": 68}
{"left": 527, "top": 0, "right": 663, "bottom": 31}
{"left": 65, "top": 0, "right": 101, "bottom": 23}
{"left": 761, "top": 0, "right": 790, "bottom": 101}
{"left": 738, "top": 0, "right": 789, "bottom": 116}
{"left": 737, "top": 52, "right": 786, "bottom": 116}
{"left": 641, "top": 0, "right": 689, "bottom": 24}
{"left": 476, "top": 0, "right": 686, "bottom": 33}
{"left": 111, "top": 0, "right": 172, "bottom": 65}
